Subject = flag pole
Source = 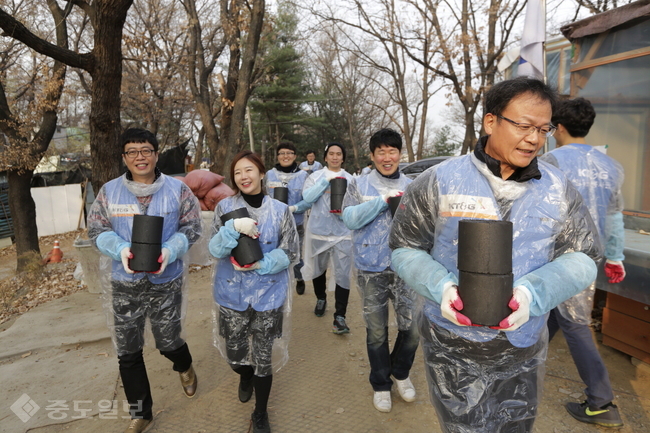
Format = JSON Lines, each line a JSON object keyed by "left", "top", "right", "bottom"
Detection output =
{"left": 542, "top": 0, "right": 548, "bottom": 154}
{"left": 543, "top": 0, "right": 547, "bottom": 85}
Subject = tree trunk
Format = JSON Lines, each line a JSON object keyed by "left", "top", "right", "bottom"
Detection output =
{"left": 216, "top": 0, "right": 242, "bottom": 177}
{"left": 346, "top": 106, "right": 361, "bottom": 172}
{"left": 227, "top": 0, "right": 265, "bottom": 153}
{"left": 461, "top": 111, "right": 477, "bottom": 155}
{"left": 89, "top": 2, "right": 133, "bottom": 192}
{"left": 0, "top": 1, "right": 70, "bottom": 273}
{"left": 8, "top": 170, "right": 41, "bottom": 272}
{"left": 193, "top": 127, "right": 205, "bottom": 167}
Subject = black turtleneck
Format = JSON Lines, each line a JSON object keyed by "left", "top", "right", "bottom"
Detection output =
{"left": 274, "top": 162, "right": 299, "bottom": 173}
{"left": 473, "top": 136, "right": 541, "bottom": 182}
{"left": 241, "top": 190, "right": 265, "bottom": 208}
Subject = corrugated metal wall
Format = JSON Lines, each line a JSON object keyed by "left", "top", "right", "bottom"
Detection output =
{"left": 0, "top": 183, "right": 14, "bottom": 239}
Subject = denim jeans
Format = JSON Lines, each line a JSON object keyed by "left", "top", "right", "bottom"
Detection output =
{"left": 548, "top": 308, "right": 614, "bottom": 408}
{"left": 294, "top": 224, "right": 304, "bottom": 280}
{"left": 358, "top": 269, "right": 419, "bottom": 391}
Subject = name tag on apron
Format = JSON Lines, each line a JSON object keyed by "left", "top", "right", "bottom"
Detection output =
{"left": 109, "top": 204, "right": 140, "bottom": 217}
{"left": 439, "top": 194, "right": 498, "bottom": 220}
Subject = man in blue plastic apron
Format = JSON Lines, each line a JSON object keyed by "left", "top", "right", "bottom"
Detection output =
{"left": 542, "top": 97, "right": 625, "bottom": 428}
{"left": 88, "top": 128, "right": 202, "bottom": 433}
{"left": 299, "top": 149, "right": 323, "bottom": 174}
{"left": 265, "top": 142, "right": 310, "bottom": 295}
{"left": 342, "top": 128, "right": 419, "bottom": 413}
{"left": 389, "top": 77, "right": 602, "bottom": 432}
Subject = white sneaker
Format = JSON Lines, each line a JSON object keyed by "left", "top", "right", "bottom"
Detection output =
{"left": 394, "top": 376, "right": 416, "bottom": 402}
{"left": 373, "top": 391, "right": 392, "bottom": 412}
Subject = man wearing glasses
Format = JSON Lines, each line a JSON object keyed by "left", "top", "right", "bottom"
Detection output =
{"left": 265, "top": 142, "right": 310, "bottom": 294}
{"left": 299, "top": 149, "right": 323, "bottom": 174}
{"left": 88, "top": 128, "right": 202, "bottom": 433}
{"left": 389, "top": 77, "right": 601, "bottom": 432}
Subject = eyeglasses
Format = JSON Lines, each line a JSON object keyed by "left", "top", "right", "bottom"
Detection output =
{"left": 497, "top": 115, "right": 557, "bottom": 137}
{"left": 123, "top": 148, "right": 155, "bottom": 158}
{"left": 278, "top": 152, "right": 295, "bottom": 156}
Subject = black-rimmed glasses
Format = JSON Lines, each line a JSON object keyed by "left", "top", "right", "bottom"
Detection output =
{"left": 123, "top": 149, "right": 155, "bottom": 158}
{"left": 497, "top": 115, "right": 557, "bottom": 137}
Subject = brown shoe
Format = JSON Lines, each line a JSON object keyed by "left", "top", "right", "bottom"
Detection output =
{"left": 124, "top": 418, "right": 152, "bottom": 433}
{"left": 180, "top": 365, "right": 198, "bottom": 398}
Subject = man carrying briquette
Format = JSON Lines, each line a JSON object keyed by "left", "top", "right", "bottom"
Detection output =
{"left": 342, "top": 128, "right": 419, "bottom": 413}
{"left": 298, "top": 149, "right": 323, "bottom": 174}
{"left": 266, "top": 141, "right": 310, "bottom": 295}
{"left": 389, "top": 77, "right": 602, "bottom": 432}
{"left": 88, "top": 128, "right": 201, "bottom": 433}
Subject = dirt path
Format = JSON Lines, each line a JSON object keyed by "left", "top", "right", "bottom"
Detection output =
{"left": 1, "top": 235, "right": 649, "bottom": 432}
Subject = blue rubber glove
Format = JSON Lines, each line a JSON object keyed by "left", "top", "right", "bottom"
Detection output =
{"left": 342, "top": 196, "right": 389, "bottom": 230}
{"left": 514, "top": 251, "right": 597, "bottom": 317}
{"left": 604, "top": 211, "right": 625, "bottom": 261}
{"left": 391, "top": 247, "right": 458, "bottom": 303}
{"left": 162, "top": 232, "right": 189, "bottom": 264}
{"left": 302, "top": 177, "right": 329, "bottom": 204}
{"left": 254, "top": 248, "right": 291, "bottom": 275}
{"left": 209, "top": 220, "right": 240, "bottom": 258}
{"left": 96, "top": 231, "right": 130, "bottom": 262}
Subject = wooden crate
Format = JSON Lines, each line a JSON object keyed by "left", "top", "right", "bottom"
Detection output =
{"left": 602, "top": 292, "right": 650, "bottom": 364}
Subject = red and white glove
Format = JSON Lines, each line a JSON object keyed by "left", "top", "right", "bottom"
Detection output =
{"left": 120, "top": 247, "right": 135, "bottom": 274}
{"left": 154, "top": 248, "right": 171, "bottom": 274}
{"left": 230, "top": 256, "right": 261, "bottom": 271}
{"left": 441, "top": 284, "right": 472, "bottom": 326}
{"left": 233, "top": 217, "right": 259, "bottom": 238}
{"left": 493, "top": 286, "right": 531, "bottom": 332}
{"left": 604, "top": 259, "right": 626, "bottom": 284}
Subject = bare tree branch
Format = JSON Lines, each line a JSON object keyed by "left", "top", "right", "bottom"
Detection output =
{"left": 0, "top": 8, "right": 92, "bottom": 71}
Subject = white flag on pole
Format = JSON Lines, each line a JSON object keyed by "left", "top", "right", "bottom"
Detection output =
{"left": 518, "top": 0, "right": 545, "bottom": 79}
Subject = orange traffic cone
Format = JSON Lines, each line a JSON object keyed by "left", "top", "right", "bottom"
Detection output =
{"left": 44, "top": 240, "right": 63, "bottom": 264}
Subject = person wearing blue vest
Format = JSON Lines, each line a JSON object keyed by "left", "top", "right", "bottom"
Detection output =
{"left": 389, "top": 77, "right": 602, "bottom": 433}
{"left": 265, "top": 142, "right": 310, "bottom": 295}
{"left": 209, "top": 151, "right": 299, "bottom": 433}
{"left": 299, "top": 149, "right": 323, "bottom": 174}
{"left": 342, "top": 128, "right": 419, "bottom": 413}
{"left": 88, "top": 128, "right": 202, "bottom": 433}
{"left": 541, "top": 97, "right": 625, "bottom": 428}
{"left": 302, "top": 142, "right": 355, "bottom": 334}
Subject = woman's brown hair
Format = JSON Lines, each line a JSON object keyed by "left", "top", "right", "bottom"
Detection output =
{"left": 229, "top": 150, "right": 266, "bottom": 194}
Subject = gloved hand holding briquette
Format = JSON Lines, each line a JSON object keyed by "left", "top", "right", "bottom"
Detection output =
{"left": 233, "top": 217, "right": 259, "bottom": 238}
{"left": 441, "top": 283, "right": 472, "bottom": 327}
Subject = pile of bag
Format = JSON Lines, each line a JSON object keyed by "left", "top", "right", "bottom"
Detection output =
{"left": 179, "top": 170, "right": 234, "bottom": 211}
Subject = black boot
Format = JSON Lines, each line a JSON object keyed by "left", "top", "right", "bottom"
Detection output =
{"left": 251, "top": 411, "right": 271, "bottom": 433}
{"left": 296, "top": 280, "right": 305, "bottom": 295}
{"left": 239, "top": 375, "right": 254, "bottom": 403}
{"left": 232, "top": 365, "right": 254, "bottom": 403}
